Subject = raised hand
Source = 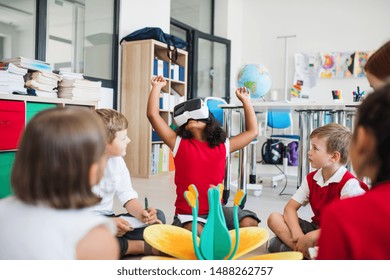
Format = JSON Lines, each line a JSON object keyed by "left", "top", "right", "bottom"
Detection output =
{"left": 235, "top": 86, "right": 251, "bottom": 103}
{"left": 151, "top": 75, "right": 167, "bottom": 88}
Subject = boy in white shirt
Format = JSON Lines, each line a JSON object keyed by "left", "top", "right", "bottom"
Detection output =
{"left": 92, "top": 109, "right": 165, "bottom": 257}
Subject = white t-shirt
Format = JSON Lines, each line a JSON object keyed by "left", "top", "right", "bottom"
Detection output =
{"left": 292, "top": 166, "right": 366, "bottom": 206}
{"left": 91, "top": 156, "right": 138, "bottom": 215}
{"left": 0, "top": 196, "right": 116, "bottom": 260}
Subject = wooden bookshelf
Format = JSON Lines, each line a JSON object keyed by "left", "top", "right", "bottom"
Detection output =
{"left": 120, "top": 39, "right": 187, "bottom": 178}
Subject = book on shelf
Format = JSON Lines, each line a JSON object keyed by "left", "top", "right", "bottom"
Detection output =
{"left": 0, "top": 66, "right": 27, "bottom": 94}
{"left": 30, "top": 71, "right": 61, "bottom": 85}
{"left": 170, "top": 64, "right": 185, "bottom": 82}
{"left": 0, "top": 62, "right": 28, "bottom": 76}
{"left": 169, "top": 150, "right": 175, "bottom": 171}
{"left": 31, "top": 89, "right": 58, "bottom": 98}
{"left": 1, "top": 57, "right": 53, "bottom": 72}
{"left": 153, "top": 58, "right": 169, "bottom": 78}
{"left": 25, "top": 79, "right": 57, "bottom": 92}
{"left": 158, "top": 146, "right": 164, "bottom": 173}
{"left": 169, "top": 94, "right": 175, "bottom": 111}
{"left": 58, "top": 91, "right": 100, "bottom": 101}
{"left": 159, "top": 92, "right": 170, "bottom": 111}
{"left": 58, "top": 78, "right": 102, "bottom": 101}
{"left": 151, "top": 144, "right": 161, "bottom": 174}
{"left": 161, "top": 144, "right": 169, "bottom": 172}
{"left": 59, "top": 78, "right": 102, "bottom": 88}
{"left": 59, "top": 71, "right": 84, "bottom": 80}
{"left": 152, "top": 130, "right": 162, "bottom": 142}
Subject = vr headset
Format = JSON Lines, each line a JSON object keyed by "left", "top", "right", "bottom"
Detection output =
{"left": 173, "top": 98, "right": 210, "bottom": 127}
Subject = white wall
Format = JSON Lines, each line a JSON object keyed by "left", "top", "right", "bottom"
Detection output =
{"left": 117, "top": 0, "right": 390, "bottom": 104}
{"left": 117, "top": 0, "right": 170, "bottom": 109}
{"left": 119, "top": 0, "right": 171, "bottom": 42}
{"left": 225, "top": 0, "right": 390, "bottom": 102}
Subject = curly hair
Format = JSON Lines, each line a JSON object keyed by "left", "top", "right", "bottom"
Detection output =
{"left": 176, "top": 113, "right": 227, "bottom": 148}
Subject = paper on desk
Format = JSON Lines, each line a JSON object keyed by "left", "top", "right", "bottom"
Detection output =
{"left": 177, "top": 214, "right": 207, "bottom": 224}
{"left": 118, "top": 216, "right": 148, "bottom": 229}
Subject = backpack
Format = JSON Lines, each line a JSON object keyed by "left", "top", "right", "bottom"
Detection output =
{"left": 287, "top": 141, "right": 299, "bottom": 166}
{"left": 261, "top": 139, "right": 283, "bottom": 164}
{"left": 120, "top": 27, "right": 188, "bottom": 62}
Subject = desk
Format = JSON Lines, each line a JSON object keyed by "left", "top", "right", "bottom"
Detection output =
{"left": 221, "top": 101, "right": 360, "bottom": 203}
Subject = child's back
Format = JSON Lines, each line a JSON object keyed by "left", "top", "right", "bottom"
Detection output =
{"left": 0, "top": 108, "right": 118, "bottom": 260}
{"left": 0, "top": 198, "right": 115, "bottom": 259}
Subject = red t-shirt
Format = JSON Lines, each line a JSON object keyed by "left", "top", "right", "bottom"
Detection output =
{"left": 317, "top": 182, "right": 390, "bottom": 259}
{"left": 173, "top": 137, "right": 227, "bottom": 215}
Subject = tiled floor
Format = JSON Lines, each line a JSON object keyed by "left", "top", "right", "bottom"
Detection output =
{"left": 114, "top": 157, "right": 313, "bottom": 258}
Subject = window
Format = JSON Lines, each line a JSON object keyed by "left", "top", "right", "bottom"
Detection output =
{"left": 192, "top": 31, "right": 230, "bottom": 102}
{"left": 0, "top": 0, "right": 36, "bottom": 59}
{"left": 171, "top": 0, "right": 213, "bottom": 34}
{"left": 0, "top": 0, "right": 119, "bottom": 108}
{"left": 46, "top": 0, "right": 115, "bottom": 81}
{"left": 171, "top": 0, "right": 231, "bottom": 102}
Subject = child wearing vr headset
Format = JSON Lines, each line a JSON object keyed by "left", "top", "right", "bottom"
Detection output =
{"left": 147, "top": 75, "right": 261, "bottom": 235}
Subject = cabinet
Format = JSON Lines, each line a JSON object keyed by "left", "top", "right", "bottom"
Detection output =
{"left": 0, "top": 93, "right": 98, "bottom": 198}
{"left": 120, "top": 39, "right": 188, "bottom": 178}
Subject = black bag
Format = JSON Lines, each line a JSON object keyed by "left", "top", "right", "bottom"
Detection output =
{"left": 261, "top": 139, "right": 283, "bottom": 164}
{"left": 120, "top": 27, "right": 188, "bottom": 62}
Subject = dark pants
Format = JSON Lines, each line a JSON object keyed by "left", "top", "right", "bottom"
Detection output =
{"left": 106, "top": 209, "right": 166, "bottom": 257}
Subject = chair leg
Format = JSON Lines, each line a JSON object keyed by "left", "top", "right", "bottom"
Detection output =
{"left": 249, "top": 141, "right": 257, "bottom": 184}
{"left": 283, "top": 144, "right": 289, "bottom": 174}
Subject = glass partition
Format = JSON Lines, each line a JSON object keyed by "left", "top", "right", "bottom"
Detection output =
{"left": 46, "top": 0, "right": 114, "bottom": 80}
{"left": 0, "top": 0, "right": 36, "bottom": 60}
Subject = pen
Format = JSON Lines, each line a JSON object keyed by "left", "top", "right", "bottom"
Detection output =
{"left": 144, "top": 196, "right": 148, "bottom": 210}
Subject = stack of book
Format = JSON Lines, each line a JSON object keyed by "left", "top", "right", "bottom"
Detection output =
{"left": 58, "top": 78, "right": 101, "bottom": 101}
{"left": 1, "top": 57, "right": 53, "bottom": 72}
{"left": 59, "top": 71, "right": 84, "bottom": 80}
{"left": 0, "top": 62, "right": 28, "bottom": 94}
{"left": 24, "top": 71, "right": 62, "bottom": 98}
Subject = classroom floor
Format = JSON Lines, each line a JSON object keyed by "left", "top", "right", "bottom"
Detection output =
{"left": 114, "top": 156, "right": 313, "bottom": 259}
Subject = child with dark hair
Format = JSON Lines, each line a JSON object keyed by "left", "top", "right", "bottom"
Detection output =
{"left": 92, "top": 108, "right": 165, "bottom": 258}
{"left": 147, "top": 75, "right": 261, "bottom": 235}
{"left": 267, "top": 123, "right": 368, "bottom": 259}
{"left": 0, "top": 108, "right": 119, "bottom": 259}
{"left": 364, "top": 40, "right": 390, "bottom": 90}
{"left": 317, "top": 83, "right": 390, "bottom": 259}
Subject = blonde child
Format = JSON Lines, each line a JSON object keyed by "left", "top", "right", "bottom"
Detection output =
{"left": 0, "top": 108, "right": 118, "bottom": 259}
{"left": 317, "top": 83, "right": 390, "bottom": 259}
{"left": 267, "top": 123, "right": 368, "bottom": 258}
{"left": 147, "top": 75, "right": 260, "bottom": 235}
{"left": 91, "top": 108, "right": 165, "bottom": 257}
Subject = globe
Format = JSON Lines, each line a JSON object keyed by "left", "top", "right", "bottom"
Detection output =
{"left": 237, "top": 64, "right": 272, "bottom": 99}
